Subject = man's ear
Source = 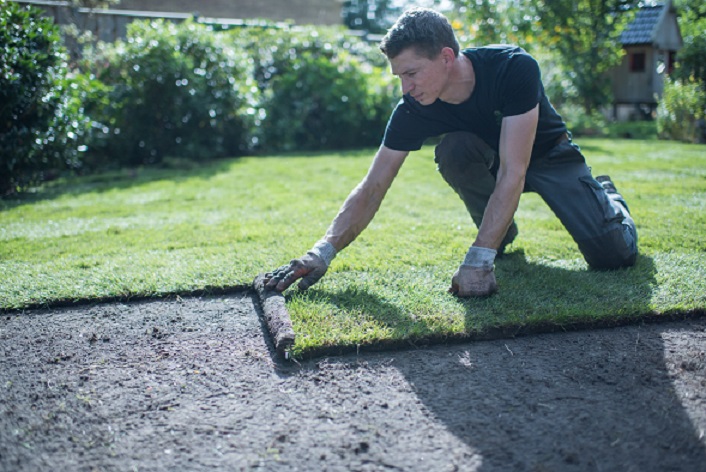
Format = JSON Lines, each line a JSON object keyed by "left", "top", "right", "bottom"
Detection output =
{"left": 440, "top": 47, "right": 456, "bottom": 65}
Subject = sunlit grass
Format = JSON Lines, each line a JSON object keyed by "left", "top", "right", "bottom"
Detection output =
{"left": 1, "top": 139, "right": 704, "bottom": 357}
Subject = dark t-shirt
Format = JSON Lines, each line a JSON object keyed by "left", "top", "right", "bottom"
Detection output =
{"left": 382, "top": 45, "right": 567, "bottom": 159}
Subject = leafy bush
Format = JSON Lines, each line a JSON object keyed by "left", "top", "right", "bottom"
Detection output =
{"left": 80, "top": 20, "right": 260, "bottom": 167}
{"left": 0, "top": 1, "right": 89, "bottom": 194}
{"left": 559, "top": 105, "right": 659, "bottom": 140}
{"left": 656, "top": 76, "right": 706, "bottom": 143}
{"left": 559, "top": 103, "right": 609, "bottom": 137}
{"left": 232, "top": 26, "right": 398, "bottom": 152}
{"left": 607, "top": 121, "right": 657, "bottom": 140}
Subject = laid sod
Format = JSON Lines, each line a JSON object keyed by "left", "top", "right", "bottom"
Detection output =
{"left": 1, "top": 138, "right": 705, "bottom": 357}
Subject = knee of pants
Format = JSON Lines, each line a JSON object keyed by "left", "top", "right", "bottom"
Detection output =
{"left": 435, "top": 132, "right": 496, "bottom": 185}
{"left": 578, "top": 225, "right": 638, "bottom": 270}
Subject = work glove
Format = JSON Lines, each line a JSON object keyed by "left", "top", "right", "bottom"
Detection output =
{"left": 449, "top": 246, "right": 498, "bottom": 297}
{"left": 264, "top": 240, "right": 337, "bottom": 292}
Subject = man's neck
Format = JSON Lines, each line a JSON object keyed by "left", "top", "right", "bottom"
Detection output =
{"left": 440, "top": 53, "right": 475, "bottom": 105}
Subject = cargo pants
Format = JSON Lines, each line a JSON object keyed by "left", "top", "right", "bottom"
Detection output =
{"left": 434, "top": 132, "right": 638, "bottom": 270}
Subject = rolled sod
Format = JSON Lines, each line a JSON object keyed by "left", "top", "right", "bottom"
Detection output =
{"left": 253, "top": 274, "right": 296, "bottom": 359}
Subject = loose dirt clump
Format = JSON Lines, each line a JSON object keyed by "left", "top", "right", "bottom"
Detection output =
{"left": 1, "top": 294, "right": 705, "bottom": 471}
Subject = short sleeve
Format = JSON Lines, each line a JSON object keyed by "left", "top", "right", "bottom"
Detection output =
{"left": 500, "top": 53, "right": 542, "bottom": 117}
{"left": 383, "top": 96, "right": 449, "bottom": 151}
{"left": 382, "top": 99, "right": 432, "bottom": 151}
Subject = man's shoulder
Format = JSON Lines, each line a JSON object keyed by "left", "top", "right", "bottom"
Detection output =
{"left": 463, "top": 45, "right": 538, "bottom": 79}
{"left": 462, "top": 45, "right": 531, "bottom": 63}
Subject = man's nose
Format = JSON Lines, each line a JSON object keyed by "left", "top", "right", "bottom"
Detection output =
{"left": 401, "top": 78, "right": 413, "bottom": 94}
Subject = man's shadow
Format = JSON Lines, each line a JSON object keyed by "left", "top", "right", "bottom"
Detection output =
{"left": 290, "top": 254, "right": 706, "bottom": 470}
{"left": 393, "top": 317, "right": 706, "bottom": 471}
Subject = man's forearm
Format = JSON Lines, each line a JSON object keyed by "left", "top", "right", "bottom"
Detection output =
{"left": 474, "top": 105, "right": 538, "bottom": 250}
{"left": 473, "top": 173, "right": 524, "bottom": 249}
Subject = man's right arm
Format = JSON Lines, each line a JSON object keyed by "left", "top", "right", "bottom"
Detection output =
{"left": 265, "top": 145, "right": 409, "bottom": 292}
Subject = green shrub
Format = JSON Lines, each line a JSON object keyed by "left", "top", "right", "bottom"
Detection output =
{"left": 558, "top": 105, "right": 659, "bottom": 140}
{"left": 559, "top": 103, "right": 609, "bottom": 137}
{"left": 232, "top": 26, "right": 398, "bottom": 152}
{"left": 81, "top": 20, "right": 259, "bottom": 167}
{"left": 656, "top": 76, "right": 706, "bottom": 143}
{"left": 607, "top": 121, "right": 658, "bottom": 140}
{"left": 0, "top": 1, "right": 89, "bottom": 194}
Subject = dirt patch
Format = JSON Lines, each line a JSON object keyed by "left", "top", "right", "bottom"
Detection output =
{"left": 1, "top": 294, "right": 705, "bottom": 471}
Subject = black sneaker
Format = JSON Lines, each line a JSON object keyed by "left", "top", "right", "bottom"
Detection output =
{"left": 595, "top": 175, "right": 630, "bottom": 213}
{"left": 497, "top": 222, "right": 518, "bottom": 257}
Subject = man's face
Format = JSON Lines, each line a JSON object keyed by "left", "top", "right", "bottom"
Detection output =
{"left": 389, "top": 47, "right": 448, "bottom": 106}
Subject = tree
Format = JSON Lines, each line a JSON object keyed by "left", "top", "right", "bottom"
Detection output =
{"left": 447, "top": 0, "right": 639, "bottom": 112}
{"left": 447, "top": 0, "right": 540, "bottom": 49}
{"left": 536, "top": 0, "right": 640, "bottom": 114}
{"left": 342, "top": 0, "right": 450, "bottom": 34}
{"left": 673, "top": 0, "right": 706, "bottom": 87}
{"left": 342, "top": 0, "right": 401, "bottom": 34}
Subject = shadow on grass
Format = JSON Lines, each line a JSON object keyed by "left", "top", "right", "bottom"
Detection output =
{"left": 287, "top": 286, "right": 438, "bottom": 356}
{"left": 292, "top": 254, "right": 670, "bottom": 359}
{"left": 455, "top": 252, "right": 661, "bottom": 336}
{"left": 275, "top": 254, "right": 705, "bottom": 470}
{"left": 287, "top": 254, "right": 705, "bottom": 470}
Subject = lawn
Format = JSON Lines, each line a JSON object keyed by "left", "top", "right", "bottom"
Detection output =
{"left": 1, "top": 138, "right": 705, "bottom": 357}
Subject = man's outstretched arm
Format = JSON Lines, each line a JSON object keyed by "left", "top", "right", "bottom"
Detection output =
{"left": 265, "top": 145, "right": 409, "bottom": 292}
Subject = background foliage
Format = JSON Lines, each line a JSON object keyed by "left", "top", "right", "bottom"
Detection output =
{"left": 78, "top": 19, "right": 260, "bottom": 167}
{"left": 2, "top": 0, "right": 705, "bottom": 194}
{"left": 657, "top": 76, "right": 705, "bottom": 142}
{"left": 673, "top": 0, "right": 706, "bottom": 87}
{"left": 0, "top": 1, "right": 89, "bottom": 195}
{"left": 448, "top": 0, "right": 639, "bottom": 114}
{"left": 342, "top": 0, "right": 402, "bottom": 34}
{"left": 231, "top": 26, "right": 398, "bottom": 152}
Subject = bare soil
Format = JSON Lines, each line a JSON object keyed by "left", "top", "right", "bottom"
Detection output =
{"left": 1, "top": 293, "right": 705, "bottom": 471}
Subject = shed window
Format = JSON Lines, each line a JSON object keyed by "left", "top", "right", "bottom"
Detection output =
{"left": 630, "top": 52, "right": 646, "bottom": 72}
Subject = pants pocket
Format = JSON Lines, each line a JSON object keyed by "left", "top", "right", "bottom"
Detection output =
{"left": 578, "top": 175, "right": 621, "bottom": 223}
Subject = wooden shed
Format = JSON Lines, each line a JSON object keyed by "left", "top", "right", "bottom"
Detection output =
{"left": 610, "top": 0, "right": 682, "bottom": 121}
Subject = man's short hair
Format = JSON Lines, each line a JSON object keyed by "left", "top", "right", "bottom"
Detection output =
{"left": 379, "top": 7, "right": 460, "bottom": 60}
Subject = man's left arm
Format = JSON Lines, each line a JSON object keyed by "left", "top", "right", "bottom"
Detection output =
{"left": 475, "top": 104, "right": 538, "bottom": 248}
{"left": 449, "top": 104, "right": 538, "bottom": 297}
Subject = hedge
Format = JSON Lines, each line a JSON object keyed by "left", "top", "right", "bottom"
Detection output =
{"left": 0, "top": 1, "right": 89, "bottom": 194}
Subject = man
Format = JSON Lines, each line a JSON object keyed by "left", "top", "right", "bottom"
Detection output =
{"left": 265, "top": 7, "right": 638, "bottom": 297}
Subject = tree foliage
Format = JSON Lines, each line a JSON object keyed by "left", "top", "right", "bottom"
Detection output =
{"left": 448, "top": 0, "right": 641, "bottom": 113}
{"left": 673, "top": 0, "right": 706, "bottom": 87}
{"left": 657, "top": 76, "right": 705, "bottom": 142}
{"left": 447, "top": 0, "right": 539, "bottom": 49}
{"left": 532, "top": 0, "right": 640, "bottom": 113}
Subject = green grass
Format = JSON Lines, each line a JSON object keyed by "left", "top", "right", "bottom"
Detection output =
{"left": 2, "top": 139, "right": 705, "bottom": 357}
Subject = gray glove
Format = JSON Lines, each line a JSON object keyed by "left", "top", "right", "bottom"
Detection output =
{"left": 449, "top": 246, "right": 498, "bottom": 297}
{"left": 264, "top": 240, "right": 336, "bottom": 292}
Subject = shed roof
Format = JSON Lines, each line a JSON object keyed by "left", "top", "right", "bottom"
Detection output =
{"left": 620, "top": 4, "right": 664, "bottom": 45}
